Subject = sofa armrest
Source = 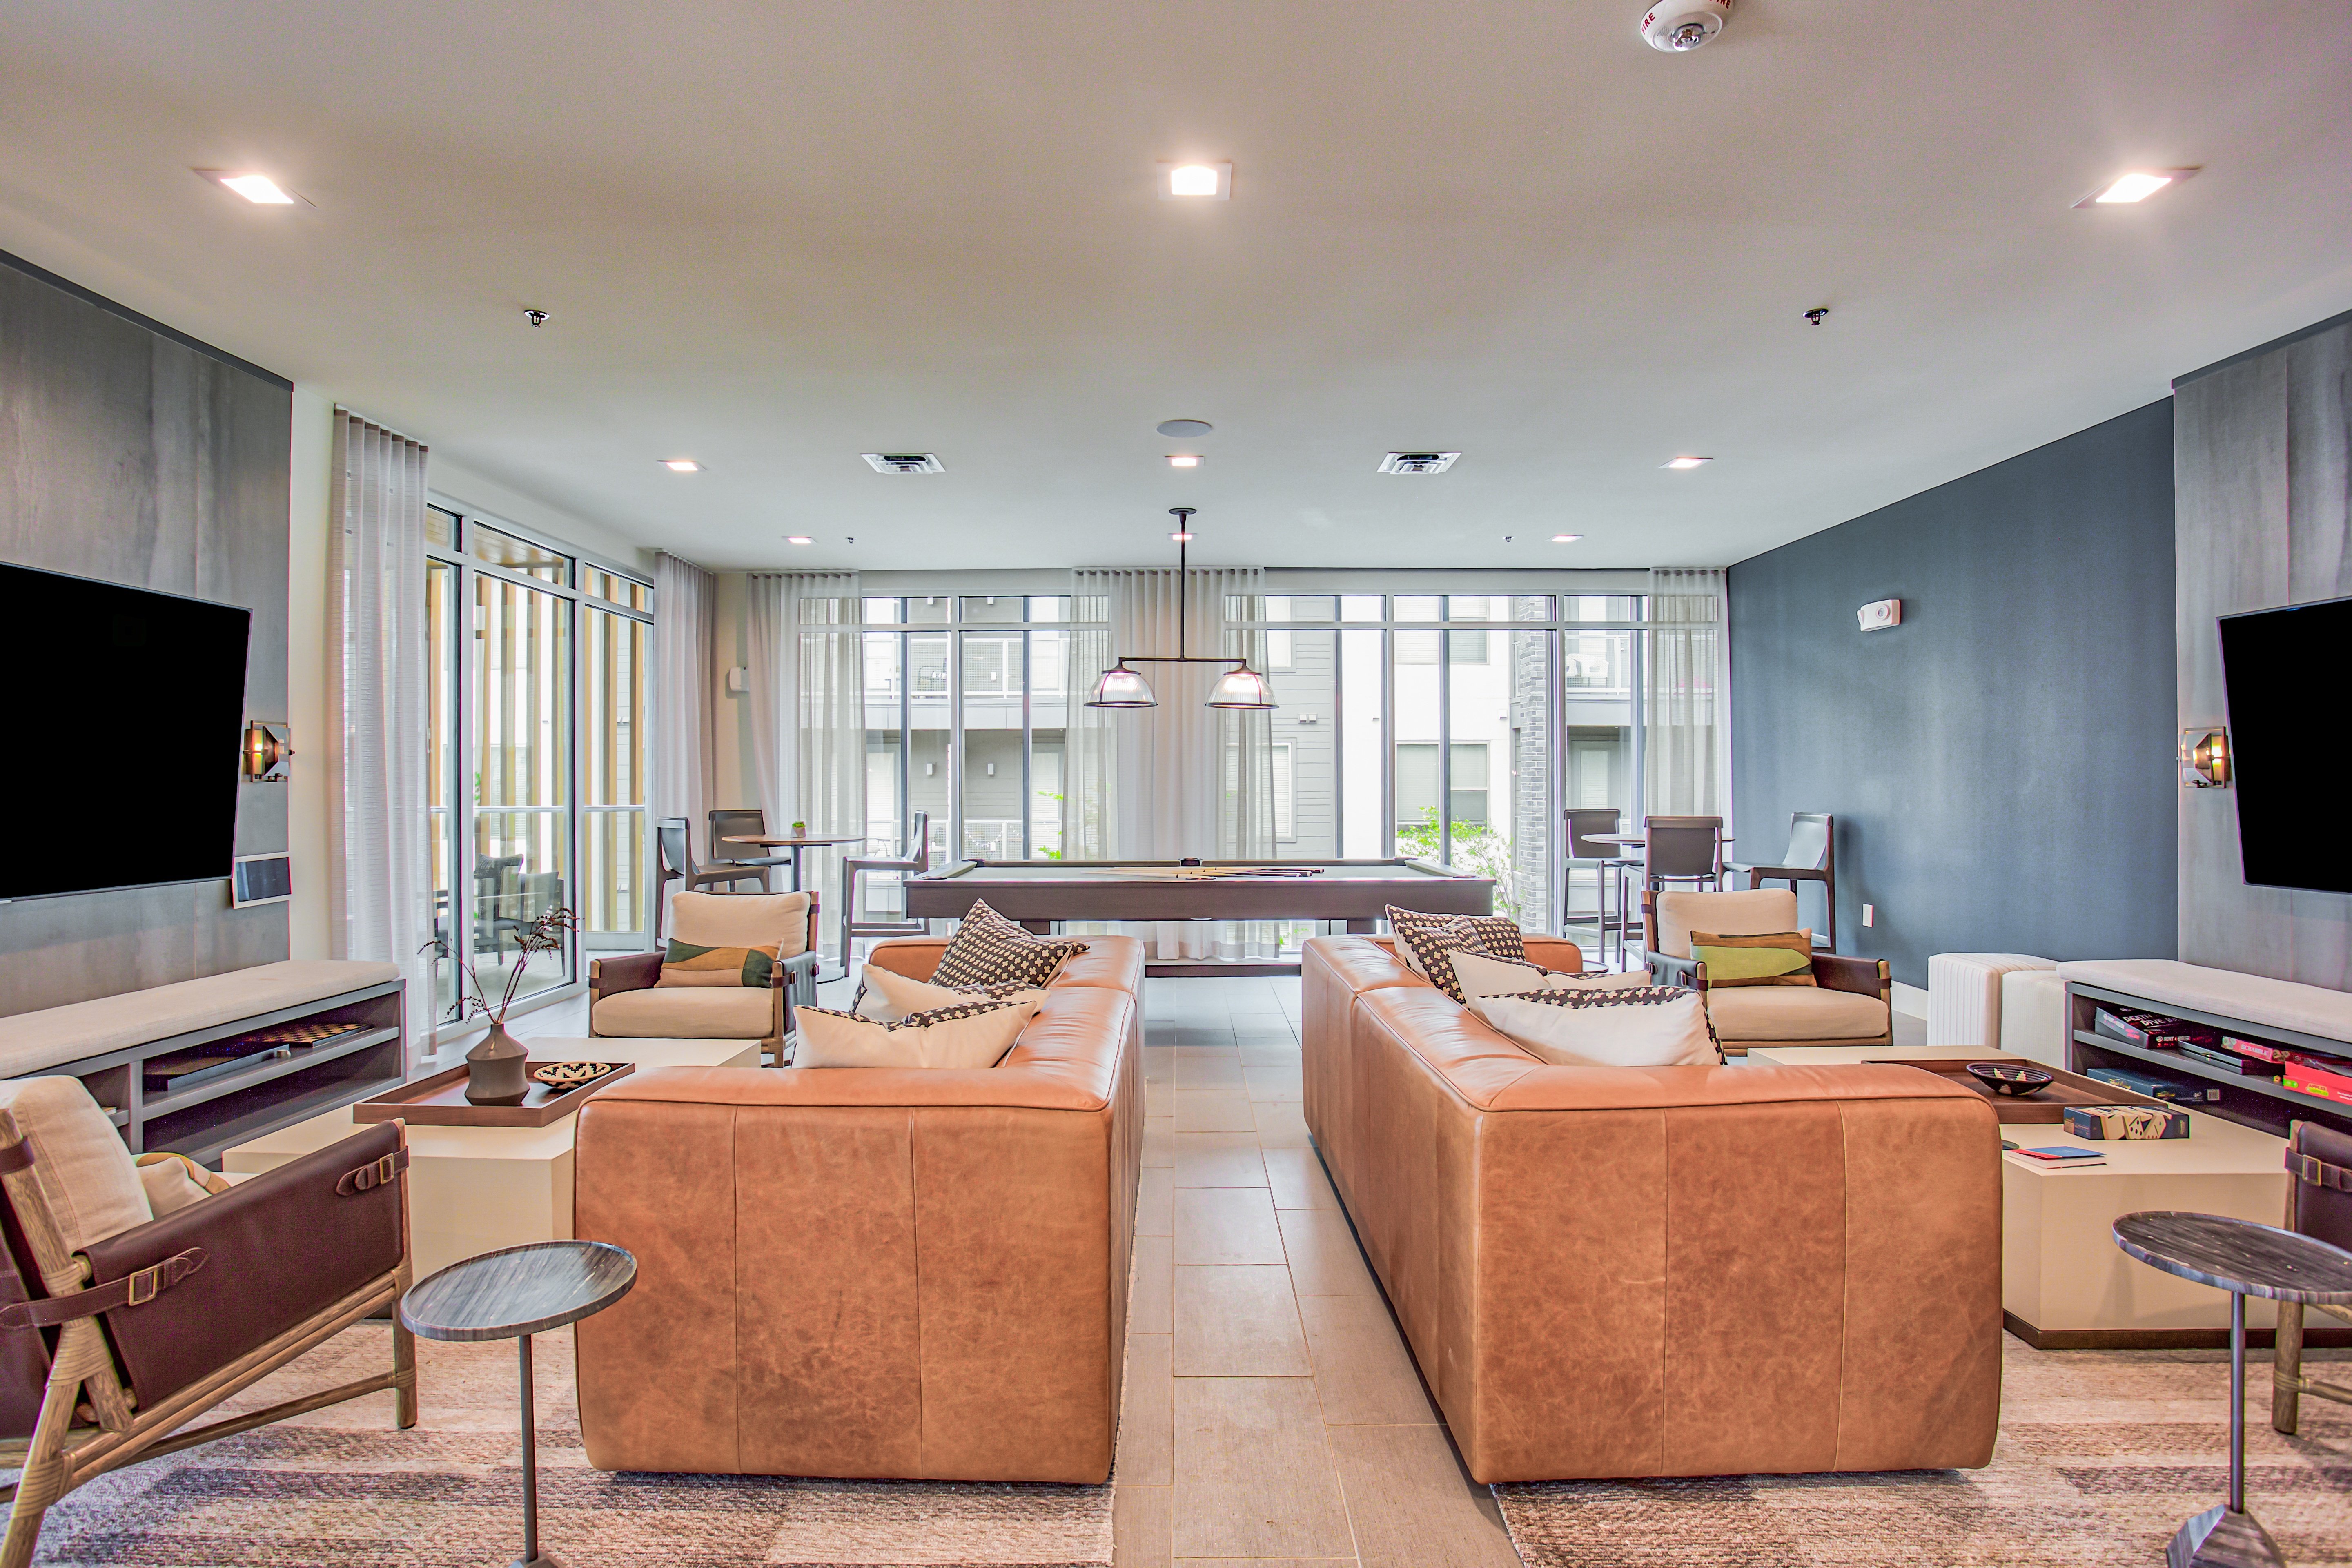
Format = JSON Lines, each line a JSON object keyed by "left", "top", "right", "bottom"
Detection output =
{"left": 1648, "top": 952, "right": 1704, "bottom": 990}
{"left": 590, "top": 951, "right": 665, "bottom": 1000}
{"left": 1813, "top": 953, "right": 1889, "bottom": 998}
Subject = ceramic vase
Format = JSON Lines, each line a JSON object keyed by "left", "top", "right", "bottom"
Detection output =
{"left": 464, "top": 1021, "right": 531, "bottom": 1105}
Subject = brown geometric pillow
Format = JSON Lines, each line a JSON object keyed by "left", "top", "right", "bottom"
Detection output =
{"left": 930, "top": 899, "right": 1090, "bottom": 990}
{"left": 1384, "top": 906, "right": 1528, "bottom": 1004}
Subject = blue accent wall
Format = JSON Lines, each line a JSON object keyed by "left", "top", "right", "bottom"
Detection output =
{"left": 1727, "top": 399, "right": 2178, "bottom": 987}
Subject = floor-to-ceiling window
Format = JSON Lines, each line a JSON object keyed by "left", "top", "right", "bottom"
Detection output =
{"left": 424, "top": 503, "right": 654, "bottom": 1031}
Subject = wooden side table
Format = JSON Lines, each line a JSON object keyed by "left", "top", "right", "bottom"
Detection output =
{"left": 402, "top": 1240, "right": 637, "bottom": 1568}
{"left": 2114, "top": 1211, "right": 2352, "bottom": 1567}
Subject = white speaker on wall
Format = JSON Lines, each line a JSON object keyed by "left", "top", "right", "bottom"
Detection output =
{"left": 1858, "top": 599, "right": 1902, "bottom": 632}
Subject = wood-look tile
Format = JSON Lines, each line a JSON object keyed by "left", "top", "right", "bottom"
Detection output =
{"left": 1263, "top": 1147, "right": 1339, "bottom": 1210}
{"left": 1327, "top": 1423, "right": 1519, "bottom": 1568}
{"left": 1174, "top": 1050, "right": 1247, "bottom": 1091}
{"left": 1174, "top": 1185, "right": 1286, "bottom": 1266}
{"left": 1298, "top": 1293, "right": 1434, "bottom": 1425}
{"left": 1142, "top": 1117, "right": 1175, "bottom": 1169}
{"left": 1172, "top": 1131, "right": 1267, "bottom": 1188}
{"left": 1141, "top": 1049, "right": 1174, "bottom": 1084}
{"left": 1173, "top": 1091, "right": 1258, "bottom": 1132}
{"left": 1136, "top": 1167, "right": 1174, "bottom": 1236}
{"left": 1118, "top": 1333, "right": 1173, "bottom": 1485}
{"left": 1113, "top": 1480, "right": 1171, "bottom": 1568}
{"left": 1278, "top": 1207, "right": 1376, "bottom": 1297}
{"left": 1244, "top": 1064, "right": 1305, "bottom": 1103}
{"left": 1172, "top": 1376, "right": 1356, "bottom": 1561}
{"left": 1174, "top": 1265, "right": 1310, "bottom": 1376}
{"left": 1145, "top": 1078, "right": 1173, "bottom": 1116}
{"left": 1131, "top": 1235, "right": 1172, "bottom": 1334}
{"left": 1253, "top": 1101, "right": 1313, "bottom": 1149}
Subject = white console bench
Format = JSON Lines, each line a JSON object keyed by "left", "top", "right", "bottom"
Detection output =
{"left": 0, "top": 960, "right": 405, "bottom": 1165}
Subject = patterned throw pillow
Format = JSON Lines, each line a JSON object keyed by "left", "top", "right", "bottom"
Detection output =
{"left": 793, "top": 996, "right": 1041, "bottom": 1070}
{"left": 1689, "top": 930, "right": 1817, "bottom": 988}
{"left": 930, "top": 899, "right": 1090, "bottom": 990}
{"left": 1384, "top": 906, "right": 1529, "bottom": 1003}
{"left": 656, "top": 939, "right": 777, "bottom": 988}
{"left": 1468, "top": 985, "right": 1722, "bottom": 1068}
{"left": 852, "top": 963, "right": 1047, "bottom": 1023}
{"left": 1449, "top": 950, "right": 1655, "bottom": 1001}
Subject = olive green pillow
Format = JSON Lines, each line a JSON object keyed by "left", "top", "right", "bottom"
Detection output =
{"left": 1690, "top": 930, "right": 1816, "bottom": 988}
{"left": 656, "top": 939, "right": 777, "bottom": 989}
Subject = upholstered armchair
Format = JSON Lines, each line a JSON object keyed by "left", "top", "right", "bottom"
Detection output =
{"left": 0, "top": 1078, "right": 413, "bottom": 1566}
{"left": 1643, "top": 888, "right": 1891, "bottom": 1055}
{"left": 590, "top": 891, "right": 820, "bottom": 1066}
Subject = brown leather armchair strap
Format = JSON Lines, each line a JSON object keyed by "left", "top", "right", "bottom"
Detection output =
{"left": 0, "top": 1248, "right": 207, "bottom": 1330}
{"left": 336, "top": 1148, "right": 408, "bottom": 1196}
{"left": 0, "top": 1140, "right": 32, "bottom": 1175}
{"left": 2289, "top": 1151, "right": 2352, "bottom": 1192}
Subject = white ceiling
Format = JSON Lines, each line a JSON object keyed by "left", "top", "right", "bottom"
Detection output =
{"left": 2, "top": 1, "right": 2346, "bottom": 572}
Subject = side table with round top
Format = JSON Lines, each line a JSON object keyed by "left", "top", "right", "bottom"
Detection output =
{"left": 2113, "top": 1211, "right": 2352, "bottom": 1568}
{"left": 402, "top": 1240, "right": 637, "bottom": 1568}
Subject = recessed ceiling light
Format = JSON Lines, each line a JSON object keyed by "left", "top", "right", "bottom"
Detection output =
{"left": 1552, "top": 534, "right": 1584, "bottom": 543}
{"left": 862, "top": 452, "right": 945, "bottom": 474}
{"left": 1662, "top": 455, "right": 1711, "bottom": 470}
{"left": 1377, "top": 451, "right": 1461, "bottom": 475}
{"left": 195, "top": 169, "right": 300, "bottom": 205}
{"left": 784, "top": 535, "right": 814, "bottom": 545}
{"left": 1167, "top": 454, "right": 1203, "bottom": 468}
{"left": 1156, "top": 162, "right": 1232, "bottom": 201}
{"left": 661, "top": 459, "right": 702, "bottom": 472}
{"left": 2074, "top": 167, "right": 2200, "bottom": 207}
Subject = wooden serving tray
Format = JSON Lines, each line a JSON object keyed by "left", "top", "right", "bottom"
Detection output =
{"left": 353, "top": 1059, "right": 634, "bottom": 1128}
{"left": 1873, "top": 1058, "right": 2170, "bottom": 1125}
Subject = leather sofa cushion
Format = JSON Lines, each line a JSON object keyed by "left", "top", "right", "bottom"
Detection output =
{"left": 594, "top": 986, "right": 774, "bottom": 1039}
{"left": 670, "top": 891, "right": 810, "bottom": 959}
{"left": 1653, "top": 889, "right": 1799, "bottom": 959}
{"left": 1703, "top": 984, "right": 1889, "bottom": 1041}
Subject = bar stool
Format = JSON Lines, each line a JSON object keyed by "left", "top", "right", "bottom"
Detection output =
{"left": 653, "top": 817, "right": 766, "bottom": 943}
{"left": 838, "top": 811, "right": 932, "bottom": 978}
{"left": 707, "top": 807, "right": 792, "bottom": 892}
{"left": 1642, "top": 815, "right": 1726, "bottom": 895}
{"left": 1564, "top": 807, "right": 1640, "bottom": 967}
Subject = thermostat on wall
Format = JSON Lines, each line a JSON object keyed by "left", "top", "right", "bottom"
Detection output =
{"left": 1858, "top": 599, "right": 1902, "bottom": 632}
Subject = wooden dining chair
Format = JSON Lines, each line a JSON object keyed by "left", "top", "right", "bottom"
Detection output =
{"left": 1642, "top": 815, "right": 1726, "bottom": 894}
{"left": 838, "top": 811, "right": 932, "bottom": 979}
{"left": 2273, "top": 1120, "right": 2352, "bottom": 1434}
{"left": 654, "top": 818, "right": 767, "bottom": 942}
{"left": 707, "top": 808, "right": 790, "bottom": 892}
{"left": 1730, "top": 812, "right": 1837, "bottom": 947}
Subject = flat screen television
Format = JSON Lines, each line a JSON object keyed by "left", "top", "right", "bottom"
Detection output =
{"left": 0, "top": 563, "right": 250, "bottom": 901}
{"left": 2217, "top": 595, "right": 2352, "bottom": 895}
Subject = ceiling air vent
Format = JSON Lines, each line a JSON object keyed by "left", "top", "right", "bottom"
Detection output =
{"left": 862, "top": 452, "right": 944, "bottom": 474}
{"left": 1377, "top": 451, "right": 1461, "bottom": 475}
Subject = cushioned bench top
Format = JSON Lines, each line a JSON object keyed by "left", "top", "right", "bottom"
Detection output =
{"left": 0, "top": 960, "right": 401, "bottom": 1079}
{"left": 2055, "top": 958, "right": 2352, "bottom": 1046}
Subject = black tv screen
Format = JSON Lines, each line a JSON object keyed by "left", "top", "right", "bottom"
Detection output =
{"left": 2218, "top": 595, "right": 2352, "bottom": 895}
{"left": 1, "top": 564, "right": 250, "bottom": 900}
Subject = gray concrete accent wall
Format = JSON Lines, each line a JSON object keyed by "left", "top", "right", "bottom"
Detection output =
{"left": 1728, "top": 400, "right": 2178, "bottom": 988}
{"left": 2175, "top": 318, "right": 2352, "bottom": 984}
{"left": 0, "top": 254, "right": 292, "bottom": 1013}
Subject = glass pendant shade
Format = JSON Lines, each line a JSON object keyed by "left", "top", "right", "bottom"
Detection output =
{"left": 1086, "top": 663, "right": 1157, "bottom": 708}
{"left": 1205, "top": 664, "right": 1276, "bottom": 710}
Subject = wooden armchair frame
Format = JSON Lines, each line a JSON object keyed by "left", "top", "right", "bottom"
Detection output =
{"left": 2272, "top": 1120, "right": 2352, "bottom": 1434}
{"left": 0, "top": 1120, "right": 416, "bottom": 1567}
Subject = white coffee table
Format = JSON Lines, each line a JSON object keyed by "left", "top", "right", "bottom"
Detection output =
{"left": 224, "top": 1037, "right": 760, "bottom": 1280}
{"left": 1748, "top": 1044, "right": 2293, "bottom": 1345}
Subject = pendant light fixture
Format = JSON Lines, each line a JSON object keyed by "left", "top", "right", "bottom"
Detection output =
{"left": 1083, "top": 508, "right": 1277, "bottom": 712}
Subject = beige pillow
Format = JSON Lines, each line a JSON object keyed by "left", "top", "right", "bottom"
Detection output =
{"left": 853, "top": 964, "right": 1046, "bottom": 1024}
{"left": 1449, "top": 950, "right": 1657, "bottom": 1001}
{"left": 1470, "top": 986, "right": 1720, "bottom": 1068}
{"left": 135, "top": 1152, "right": 229, "bottom": 1216}
{"left": 795, "top": 997, "right": 1041, "bottom": 1069}
{"left": 0, "top": 1078, "right": 151, "bottom": 1254}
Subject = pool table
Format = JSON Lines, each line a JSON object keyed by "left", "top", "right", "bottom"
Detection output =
{"left": 902, "top": 858, "right": 1493, "bottom": 976}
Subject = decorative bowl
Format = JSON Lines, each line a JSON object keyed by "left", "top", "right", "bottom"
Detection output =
{"left": 530, "top": 1060, "right": 617, "bottom": 1090}
{"left": 1966, "top": 1061, "right": 2054, "bottom": 1097}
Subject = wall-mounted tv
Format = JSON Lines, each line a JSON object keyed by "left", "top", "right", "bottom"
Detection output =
{"left": 0, "top": 563, "right": 250, "bottom": 901}
{"left": 2218, "top": 595, "right": 2352, "bottom": 895}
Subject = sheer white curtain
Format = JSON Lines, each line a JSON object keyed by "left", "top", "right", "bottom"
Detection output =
{"left": 326, "top": 410, "right": 432, "bottom": 1064}
{"left": 747, "top": 573, "right": 862, "bottom": 945}
{"left": 652, "top": 554, "right": 717, "bottom": 904}
{"left": 1644, "top": 567, "right": 1733, "bottom": 829}
{"left": 1062, "top": 584, "right": 1116, "bottom": 860}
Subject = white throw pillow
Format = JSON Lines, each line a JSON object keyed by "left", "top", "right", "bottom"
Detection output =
{"left": 795, "top": 997, "right": 1041, "bottom": 1069}
{"left": 1470, "top": 986, "right": 1721, "bottom": 1068}
{"left": 853, "top": 964, "right": 1047, "bottom": 1024}
{"left": 1448, "top": 950, "right": 1657, "bottom": 1001}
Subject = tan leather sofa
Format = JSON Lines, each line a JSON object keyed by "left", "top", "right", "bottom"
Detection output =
{"left": 1303, "top": 934, "right": 2000, "bottom": 1483}
{"left": 570, "top": 934, "right": 1143, "bottom": 1484}
{"left": 1646, "top": 888, "right": 1893, "bottom": 1054}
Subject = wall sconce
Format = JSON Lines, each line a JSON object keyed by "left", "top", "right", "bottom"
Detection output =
{"left": 243, "top": 721, "right": 293, "bottom": 783}
{"left": 2180, "top": 726, "right": 2229, "bottom": 788}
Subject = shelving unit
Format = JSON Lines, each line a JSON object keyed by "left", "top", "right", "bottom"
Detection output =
{"left": 2066, "top": 980, "right": 2352, "bottom": 1142}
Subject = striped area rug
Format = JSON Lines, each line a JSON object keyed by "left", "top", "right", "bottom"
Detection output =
{"left": 27, "top": 1325, "right": 1112, "bottom": 1568}
{"left": 1495, "top": 1337, "right": 2352, "bottom": 1567}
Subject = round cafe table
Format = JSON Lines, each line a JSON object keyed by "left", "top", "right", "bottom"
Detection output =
{"left": 402, "top": 1241, "right": 637, "bottom": 1568}
{"left": 2113, "top": 1211, "right": 2352, "bottom": 1568}
{"left": 722, "top": 833, "right": 863, "bottom": 892}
